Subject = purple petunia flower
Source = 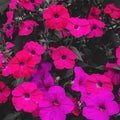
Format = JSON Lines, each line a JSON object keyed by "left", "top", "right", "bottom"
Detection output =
{"left": 83, "top": 90, "right": 119, "bottom": 120}
{"left": 39, "top": 86, "right": 74, "bottom": 120}
{"left": 71, "top": 66, "right": 89, "bottom": 92}
{"left": 104, "top": 62, "right": 120, "bottom": 85}
{"left": 31, "top": 62, "right": 54, "bottom": 92}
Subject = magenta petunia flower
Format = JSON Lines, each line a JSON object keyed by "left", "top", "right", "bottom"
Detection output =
{"left": 85, "top": 74, "right": 113, "bottom": 94}
{"left": 9, "top": 50, "right": 37, "bottom": 78}
{"left": 104, "top": 3, "right": 120, "bottom": 19}
{"left": 51, "top": 46, "right": 77, "bottom": 69}
{"left": 0, "top": 55, "right": 12, "bottom": 77}
{"left": 9, "top": 0, "right": 18, "bottom": 10}
{"left": 0, "top": 54, "right": 4, "bottom": 68}
{"left": 88, "top": 7, "right": 101, "bottom": 19}
{"left": 80, "top": 89, "right": 90, "bottom": 102}
{"left": 2, "top": 65, "right": 12, "bottom": 77}
{"left": 116, "top": 46, "right": 120, "bottom": 65}
{"left": 12, "top": 82, "right": 43, "bottom": 113}
{"left": 32, "top": 105, "right": 40, "bottom": 117}
{"left": 9, "top": 0, "right": 42, "bottom": 11}
{"left": 104, "top": 62, "right": 120, "bottom": 85}
{"left": 66, "top": 17, "right": 91, "bottom": 38}
{"left": 83, "top": 91, "right": 119, "bottom": 120}
{"left": 0, "top": 81, "right": 10, "bottom": 104}
{"left": 70, "top": 97, "right": 80, "bottom": 116}
{"left": 18, "top": 20, "right": 39, "bottom": 36}
{"left": 71, "top": 66, "right": 89, "bottom": 92}
{"left": 87, "top": 19, "right": 105, "bottom": 38}
{"left": 19, "top": 0, "right": 42, "bottom": 11}
{"left": 59, "top": 30, "right": 69, "bottom": 38}
{"left": 39, "top": 86, "right": 74, "bottom": 120}
{"left": 6, "top": 42, "right": 15, "bottom": 50}
{"left": 43, "top": 5, "right": 70, "bottom": 30}
{"left": 3, "top": 11, "right": 15, "bottom": 39}
{"left": 31, "top": 62, "right": 54, "bottom": 92}
{"left": 23, "top": 41, "right": 45, "bottom": 64}
{"left": 5, "top": 26, "right": 15, "bottom": 39}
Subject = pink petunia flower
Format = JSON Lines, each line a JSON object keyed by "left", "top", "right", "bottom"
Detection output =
{"left": 31, "top": 62, "right": 54, "bottom": 92}
{"left": 88, "top": 7, "right": 101, "bottom": 19}
{"left": 32, "top": 106, "right": 40, "bottom": 117}
{"left": 104, "top": 3, "right": 120, "bottom": 19}
{"left": 18, "top": 20, "right": 39, "bottom": 36}
{"left": 66, "top": 17, "right": 91, "bottom": 38}
{"left": 87, "top": 19, "right": 105, "bottom": 38}
{"left": 104, "top": 62, "right": 120, "bottom": 85}
{"left": 0, "top": 55, "right": 12, "bottom": 77}
{"left": 19, "top": 0, "right": 42, "bottom": 11}
{"left": 80, "top": 89, "right": 90, "bottom": 103}
{"left": 3, "top": 11, "right": 15, "bottom": 39}
{"left": 85, "top": 74, "right": 113, "bottom": 94}
{"left": 39, "top": 86, "right": 74, "bottom": 120}
{"left": 48, "top": 47, "right": 57, "bottom": 57}
{"left": 116, "top": 46, "right": 120, "bottom": 65}
{"left": 9, "top": 0, "right": 19, "bottom": 10}
{"left": 5, "top": 26, "right": 15, "bottom": 39}
{"left": 43, "top": 5, "right": 70, "bottom": 30}
{"left": 59, "top": 30, "right": 69, "bottom": 38}
{"left": 51, "top": 46, "right": 77, "bottom": 69}
{"left": 12, "top": 82, "right": 43, "bottom": 113}
{"left": 0, "top": 54, "right": 4, "bottom": 68}
{"left": 23, "top": 41, "right": 45, "bottom": 63}
{"left": 70, "top": 97, "right": 80, "bottom": 116}
{"left": 71, "top": 66, "right": 89, "bottom": 92}
{"left": 6, "top": 42, "right": 15, "bottom": 50}
{"left": 83, "top": 91, "right": 119, "bottom": 120}
{"left": 2, "top": 65, "right": 12, "bottom": 77}
{"left": 0, "top": 81, "right": 10, "bottom": 104}
{"left": 9, "top": 0, "right": 42, "bottom": 11}
{"left": 9, "top": 50, "right": 37, "bottom": 78}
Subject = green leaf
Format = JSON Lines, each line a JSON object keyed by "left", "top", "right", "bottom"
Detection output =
{"left": 70, "top": 46, "right": 83, "bottom": 61}
{"left": 3, "top": 112, "right": 21, "bottom": 120}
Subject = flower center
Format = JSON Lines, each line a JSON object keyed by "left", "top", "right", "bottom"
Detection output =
{"left": 41, "top": 74, "right": 45, "bottom": 81}
{"left": 19, "top": 61, "right": 24, "bottom": 66}
{"left": 99, "top": 104, "right": 106, "bottom": 111}
{"left": 79, "top": 79, "right": 83, "bottom": 85}
{"left": 91, "top": 12, "right": 95, "bottom": 16}
{"left": 62, "top": 55, "right": 67, "bottom": 60}
{"left": 111, "top": 9, "right": 114, "bottom": 12}
{"left": 97, "top": 81, "right": 103, "bottom": 87}
{"left": 45, "top": 85, "right": 50, "bottom": 90}
{"left": 0, "top": 90, "right": 2, "bottom": 94}
{"left": 91, "top": 25, "right": 97, "bottom": 30}
{"left": 31, "top": 50, "right": 36, "bottom": 55}
{"left": 54, "top": 13, "right": 59, "bottom": 18}
{"left": 24, "top": 93, "right": 30, "bottom": 98}
{"left": 74, "top": 25, "right": 79, "bottom": 29}
{"left": 27, "top": 26, "right": 31, "bottom": 30}
{"left": 53, "top": 100, "right": 59, "bottom": 106}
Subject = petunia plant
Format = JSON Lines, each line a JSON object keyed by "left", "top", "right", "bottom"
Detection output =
{"left": 0, "top": 0, "right": 120, "bottom": 120}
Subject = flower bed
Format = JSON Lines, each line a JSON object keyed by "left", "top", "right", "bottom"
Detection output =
{"left": 0, "top": 0, "right": 120, "bottom": 120}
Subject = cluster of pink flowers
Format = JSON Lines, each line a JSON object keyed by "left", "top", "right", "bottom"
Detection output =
{"left": 9, "top": 0, "right": 43, "bottom": 11}
{"left": 0, "top": 1, "right": 120, "bottom": 120}
{"left": 104, "top": 3, "right": 120, "bottom": 19}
